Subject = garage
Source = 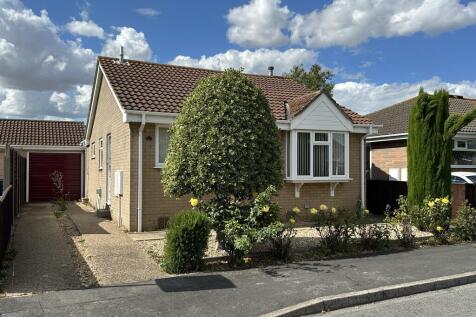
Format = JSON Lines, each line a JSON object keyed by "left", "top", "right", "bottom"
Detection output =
{"left": 28, "top": 153, "right": 82, "bottom": 202}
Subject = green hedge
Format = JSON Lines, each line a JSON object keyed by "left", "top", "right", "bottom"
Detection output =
{"left": 161, "top": 210, "right": 211, "bottom": 273}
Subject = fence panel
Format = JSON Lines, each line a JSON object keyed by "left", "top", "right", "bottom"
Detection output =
{"left": 0, "top": 185, "right": 13, "bottom": 262}
{"left": 367, "top": 180, "right": 408, "bottom": 215}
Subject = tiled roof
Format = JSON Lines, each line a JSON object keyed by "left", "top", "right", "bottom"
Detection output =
{"left": 367, "top": 96, "right": 476, "bottom": 136}
{"left": 0, "top": 119, "right": 85, "bottom": 146}
{"left": 287, "top": 91, "right": 373, "bottom": 124}
{"left": 98, "top": 56, "right": 372, "bottom": 124}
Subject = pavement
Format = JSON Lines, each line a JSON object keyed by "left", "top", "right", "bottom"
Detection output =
{"left": 317, "top": 282, "right": 476, "bottom": 317}
{"left": 0, "top": 243, "right": 475, "bottom": 316}
{"left": 3, "top": 204, "right": 82, "bottom": 294}
{"left": 66, "top": 203, "right": 166, "bottom": 285}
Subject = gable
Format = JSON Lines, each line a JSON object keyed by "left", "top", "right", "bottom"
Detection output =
{"left": 291, "top": 94, "right": 354, "bottom": 131}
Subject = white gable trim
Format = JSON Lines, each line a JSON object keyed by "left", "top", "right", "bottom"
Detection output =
{"left": 85, "top": 63, "right": 126, "bottom": 141}
{"left": 290, "top": 94, "right": 354, "bottom": 132}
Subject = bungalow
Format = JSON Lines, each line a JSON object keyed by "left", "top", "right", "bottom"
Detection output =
{"left": 0, "top": 119, "right": 85, "bottom": 201}
{"left": 366, "top": 95, "right": 476, "bottom": 181}
{"left": 84, "top": 56, "right": 378, "bottom": 232}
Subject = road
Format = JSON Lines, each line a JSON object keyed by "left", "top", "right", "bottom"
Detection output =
{"left": 318, "top": 283, "right": 476, "bottom": 317}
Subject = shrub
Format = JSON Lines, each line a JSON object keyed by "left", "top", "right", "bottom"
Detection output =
{"left": 452, "top": 202, "right": 476, "bottom": 241}
{"left": 265, "top": 208, "right": 299, "bottom": 260}
{"left": 385, "top": 199, "right": 415, "bottom": 248}
{"left": 311, "top": 205, "right": 356, "bottom": 254}
{"left": 162, "top": 210, "right": 211, "bottom": 274}
{"left": 50, "top": 170, "right": 68, "bottom": 211}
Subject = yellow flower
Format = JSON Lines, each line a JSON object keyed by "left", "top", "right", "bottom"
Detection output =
{"left": 442, "top": 197, "right": 449, "bottom": 204}
{"left": 189, "top": 197, "right": 199, "bottom": 207}
{"left": 436, "top": 226, "right": 444, "bottom": 232}
{"left": 428, "top": 201, "right": 435, "bottom": 208}
{"left": 310, "top": 208, "right": 318, "bottom": 215}
{"left": 331, "top": 207, "right": 337, "bottom": 214}
{"left": 292, "top": 206, "right": 301, "bottom": 213}
{"left": 364, "top": 209, "right": 370, "bottom": 215}
{"left": 261, "top": 205, "right": 270, "bottom": 213}
{"left": 289, "top": 217, "right": 296, "bottom": 224}
{"left": 320, "top": 204, "right": 328, "bottom": 211}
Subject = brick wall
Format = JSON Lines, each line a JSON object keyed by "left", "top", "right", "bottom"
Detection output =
{"left": 85, "top": 78, "right": 133, "bottom": 230}
{"left": 133, "top": 128, "right": 365, "bottom": 229}
{"left": 370, "top": 140, "right": 407, "bottom": 180}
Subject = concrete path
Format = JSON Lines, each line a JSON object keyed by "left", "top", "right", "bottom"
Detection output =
{"left": 3, "top": 204, "right": 82, "bottom": 295}
{"left": 1, "top": 244, "right": 475, "bottom": 316}
{"left": 66, "top": 203, "right": 166, "bottom": 285}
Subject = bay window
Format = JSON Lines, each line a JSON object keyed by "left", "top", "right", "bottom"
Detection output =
{"left": 291, "top": 131, "right": 349, "bottom": 179}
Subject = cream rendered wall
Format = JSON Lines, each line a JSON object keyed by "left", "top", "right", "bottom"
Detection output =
{"left": 86, "top": 78, "right": 133, "bottom": 230}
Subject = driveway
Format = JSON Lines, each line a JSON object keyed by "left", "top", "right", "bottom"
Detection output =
{"left": 1, "top": 244, "right": 475, "bottom": 316}
{"left": 2, "top": 204, "right": 83, "bottom": 295}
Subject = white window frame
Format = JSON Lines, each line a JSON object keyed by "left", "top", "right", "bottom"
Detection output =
{"left": 289, "top": 130, "right": 350, "bottom": 181}
{"left": 155, "top": 125, "right": 170, "bottom": 168}
{"left": 91, "top": 142, "right": 96, "bottom": 159}
{"left": 98, "top": 138, "right": 103, "bottom": 170}
{"left": 452, "top": 138, "right": 476, "bottom": 168}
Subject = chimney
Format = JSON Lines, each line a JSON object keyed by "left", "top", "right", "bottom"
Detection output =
{"left": 119, "top": 46, "right": 124, "bottom": 64}
{"left": 268, "top": 66, "right": 274, "bottom": 77}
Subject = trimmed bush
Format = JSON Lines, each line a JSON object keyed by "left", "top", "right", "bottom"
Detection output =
{"left": 162, "top": 210, "right": 211, "bottom": 274}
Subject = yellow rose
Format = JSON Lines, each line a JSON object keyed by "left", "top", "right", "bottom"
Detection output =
{"left": 310, "top": 208, "right": 318, "bottom": 215}
{"left": 292, "top": 207, "right": 301, "bottom": 213}
{"left": 364, "top": 209, "right": 370, "bottom": 215}
{"left": 436, "top": 226, "right": 444, "bottom": 232}
{"left": 189, "top": 197, "right": 199, "bottom": 207}
{"left": 331, "top": 207, "right": 337, "bottom": 214}
{"left": 261, "top": 205, "right": 270, "bottom": 213}
{"left": 428, "top": 201, "right": 435, "bottom": 208}
{"left": 435, "top": 198, "right": 440, "bottom": 203}
{"left": 289, "top": 217, "right": 296, "bottom": 224}
{"left": 320, "top": 204, "right": 328, "bottom": 211}
{"left": 441, "top": 198, "right": 449, "bottom": 204}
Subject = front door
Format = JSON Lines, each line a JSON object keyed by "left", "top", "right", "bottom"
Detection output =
{"left": 106, "top": 134, "right": 112, "bottom": 205}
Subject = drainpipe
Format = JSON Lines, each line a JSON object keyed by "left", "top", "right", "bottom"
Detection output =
{"left": 361, "top": 135, "right": 366, "bottom": 210}
{"left": 137, "top": 113, "right": 146, "bottom": 232}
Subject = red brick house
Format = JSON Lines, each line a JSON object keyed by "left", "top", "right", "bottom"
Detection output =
{"left": 366, "top": 95, "right": 476, "bottom": 181}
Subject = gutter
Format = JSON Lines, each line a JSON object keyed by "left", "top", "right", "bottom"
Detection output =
{"left": 137, "top": 113, "right": 146, "bottom": 232}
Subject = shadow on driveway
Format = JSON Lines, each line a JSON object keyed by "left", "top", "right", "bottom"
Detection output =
{"left": 156, "top": 274, "right": 236, "bottom": 292}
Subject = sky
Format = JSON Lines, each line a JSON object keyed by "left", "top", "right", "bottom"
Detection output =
{"left": 1, "top": 0, "right": 476, "bottom": 121}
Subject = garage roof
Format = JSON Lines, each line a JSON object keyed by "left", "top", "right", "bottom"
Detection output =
{"left": 0, "top": 119, "right": 85, "bottom": 146}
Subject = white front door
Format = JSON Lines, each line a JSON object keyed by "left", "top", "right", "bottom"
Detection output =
{"left": 106, "top": 134, "right": 112, "bottom": 205}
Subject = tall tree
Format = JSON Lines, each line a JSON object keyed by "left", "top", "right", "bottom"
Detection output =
{"left": 408, "top": 89, "right": 476, "bottom": 204}
{"left": 285, "top": 64, "right": 334, "bottom": 95}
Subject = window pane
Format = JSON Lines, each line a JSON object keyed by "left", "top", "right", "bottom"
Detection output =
{"left": 286, "top": 131, "right": 290, "bottom": 177}
{"left": 456, "top": 140, "right": 466, "bottom": 148}
{"left": 315, "top": 132, "right": 328, "bottom": 142}
{"left": 468, "top": 140, "right": 476, "bottom": 149}
{"left": 332, "top": 133, "right": 345, "bottom": 175}
{"left": 297, "top": 132, "right": 310, "bottom": 175}
{"left": 313, "top": 145, "right": 329, "bottom": 176}
{"left": 453, "top": 150, "right": 476, "bottom": 165}
{"left": 158, "top": 127, "right": 170, "bottom": 164}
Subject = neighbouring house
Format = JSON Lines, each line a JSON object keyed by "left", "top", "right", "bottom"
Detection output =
{"left": 84, "top": 56, "right": 378, "bottom": 232}
{"left": 366, "top": 95, "right": 476, "bottom": 182}
{"left": 0, "top": 119, "right": 85, "bottom": 201}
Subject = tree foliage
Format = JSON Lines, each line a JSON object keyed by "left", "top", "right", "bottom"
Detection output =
{"left": 285, "top": 64, "right": 334, "bottom": 95}
{"left": 162, "top": 68, "right": 283, "bottom": 200}
{"left": 408, "top": 89, "right": 476, "bottom": 204}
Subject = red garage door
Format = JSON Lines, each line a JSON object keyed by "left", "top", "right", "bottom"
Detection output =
{"left": 29, "top": 153, "right": 81, "bottom": 202}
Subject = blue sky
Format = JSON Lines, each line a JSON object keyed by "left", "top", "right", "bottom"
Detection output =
{"left": 2, "top": 0, "right": 476, "bottom": 120}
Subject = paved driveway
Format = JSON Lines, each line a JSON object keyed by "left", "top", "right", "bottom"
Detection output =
{"left": 3, "top": 204, "right": 82, "bottom": 295}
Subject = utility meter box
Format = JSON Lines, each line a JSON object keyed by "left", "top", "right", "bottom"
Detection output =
{"left": 114, "top": 170, "right": 123, "bottom": 197}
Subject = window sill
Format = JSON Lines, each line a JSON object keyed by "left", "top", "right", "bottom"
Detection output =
{"left": 285, "top": 177, "right": 352, "bottom": 183}
{"left": 451, "top": 165, "right": 476, "bottom": 169}
{"left": 153, "top": 164, "right": 165, "bottom": 169}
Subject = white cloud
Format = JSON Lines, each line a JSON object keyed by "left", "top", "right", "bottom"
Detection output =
{"left": 227, "top": 0, "right": 291, "bottom": 48}
{"left": 50, "top": 91, "right": 70, "bottom": 106}
{"left": 170, "top": 48, "right": 316, "bottom": 75}
{"left": 66, "top": 19, "right": 105, "bottom": 39}
{"left": 0, "top": 0, "right": 96, "bottom": 91}
{"left": 101, "top": 27, "right": 153, "bottom": 61}
{"left": 136, "top": 8, "right": 160, "bottom": 17}
{"left": 333, "top": 77, "right": 476, "bottom": 115}
{"left": 289, "top": 0, "right": 476, "bottom": 48}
